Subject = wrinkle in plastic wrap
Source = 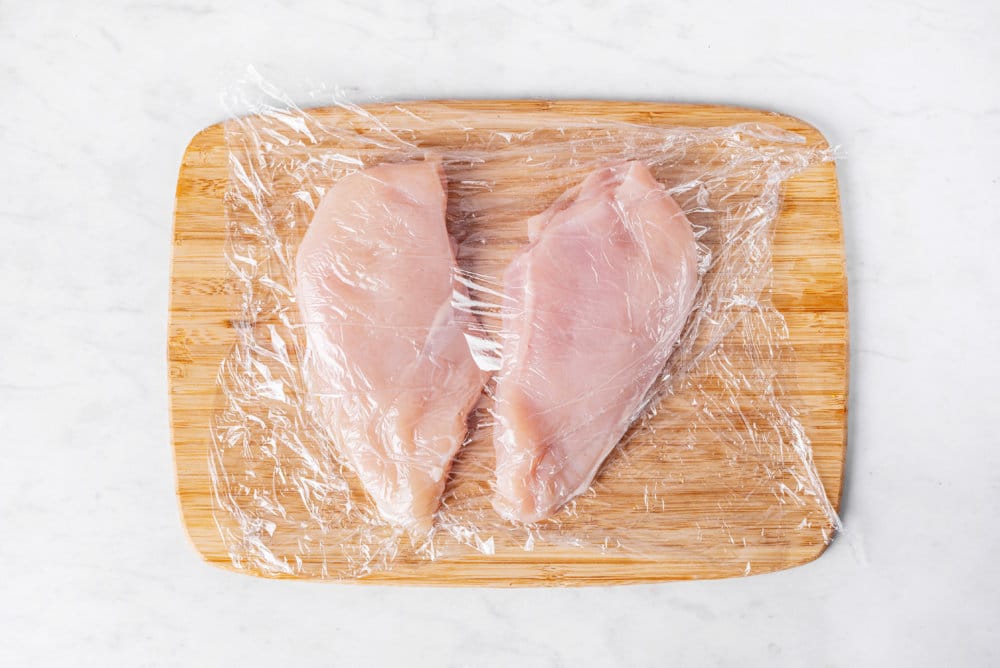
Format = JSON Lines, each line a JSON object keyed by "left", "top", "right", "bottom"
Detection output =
{"left": 211, "top": 82, "right": 841, "bottom": 579}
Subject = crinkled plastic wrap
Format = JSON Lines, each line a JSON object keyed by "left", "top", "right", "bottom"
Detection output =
{"left": 212, "top": 78, "right": 840, "bottom": 579}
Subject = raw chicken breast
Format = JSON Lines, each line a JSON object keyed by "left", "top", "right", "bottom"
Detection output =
{"left": 493, "top": 161, "right": 700, "bottom": 523}
{"left": 295, "top": 159, "right": 485, "bottom": 532}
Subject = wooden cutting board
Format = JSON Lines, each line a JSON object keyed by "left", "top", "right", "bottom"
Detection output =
{"left": 169, "top": 100, "right": 847, "bottom": 585}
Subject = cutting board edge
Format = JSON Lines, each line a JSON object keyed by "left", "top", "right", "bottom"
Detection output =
{"left": 180, "top": 536, "right": 836, "bottom": 587}
{"left": 176, "top": 99, "right": 835, "bottom": 150}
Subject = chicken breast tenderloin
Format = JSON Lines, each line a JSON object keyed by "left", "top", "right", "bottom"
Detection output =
{"left": 295, "top": 160, "right": 485, "bottom": 532}
{"left": 493, "top": 161, "right": 700, "bottom": 523}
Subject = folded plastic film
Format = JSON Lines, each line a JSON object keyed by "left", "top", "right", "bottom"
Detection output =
{"left": 211, "top": 73, "right": 840, "bottom": 578}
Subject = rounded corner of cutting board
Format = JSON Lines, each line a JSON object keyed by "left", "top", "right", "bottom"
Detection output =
{"left": 185, "top": 120, "right": 225, "bottom": 155}
{"left": 762, "top": 109, "right": 834, "bottom": 148}
{"left": 173, "top": 122, "right": 227, "bottom": 204}
{"left": 168, "top": 100, "right": 848, "bottom": 585}
{"left": 701, "top": 103, "right": 833, "bottom": 149}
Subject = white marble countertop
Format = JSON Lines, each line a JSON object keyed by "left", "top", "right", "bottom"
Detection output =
{"left": 2, "top": 1, "right": 998, "bottom": 665}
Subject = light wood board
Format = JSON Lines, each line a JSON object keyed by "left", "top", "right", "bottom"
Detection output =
{"left": 169, "top": 101, "right": 847, "bottom": 585}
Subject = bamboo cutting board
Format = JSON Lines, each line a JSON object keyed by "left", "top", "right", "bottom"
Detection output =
{"left": 169, "top": 101, "right": 847, "bottom": 585}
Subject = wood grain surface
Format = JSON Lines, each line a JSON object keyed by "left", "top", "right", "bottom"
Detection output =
{"left": 169, "top": 101, "right": 847, "bottom": 585}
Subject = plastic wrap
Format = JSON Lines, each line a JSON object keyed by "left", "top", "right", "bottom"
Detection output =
{"left": 211, "top": 77, "right": 841, "bottom": 579}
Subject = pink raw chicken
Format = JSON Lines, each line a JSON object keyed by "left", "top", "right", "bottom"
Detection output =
{"left": 493, "top": 161, "right": 700, "bottom": 523}
{"left": 295, "top": 159, "right": 485, "bottom": 532}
